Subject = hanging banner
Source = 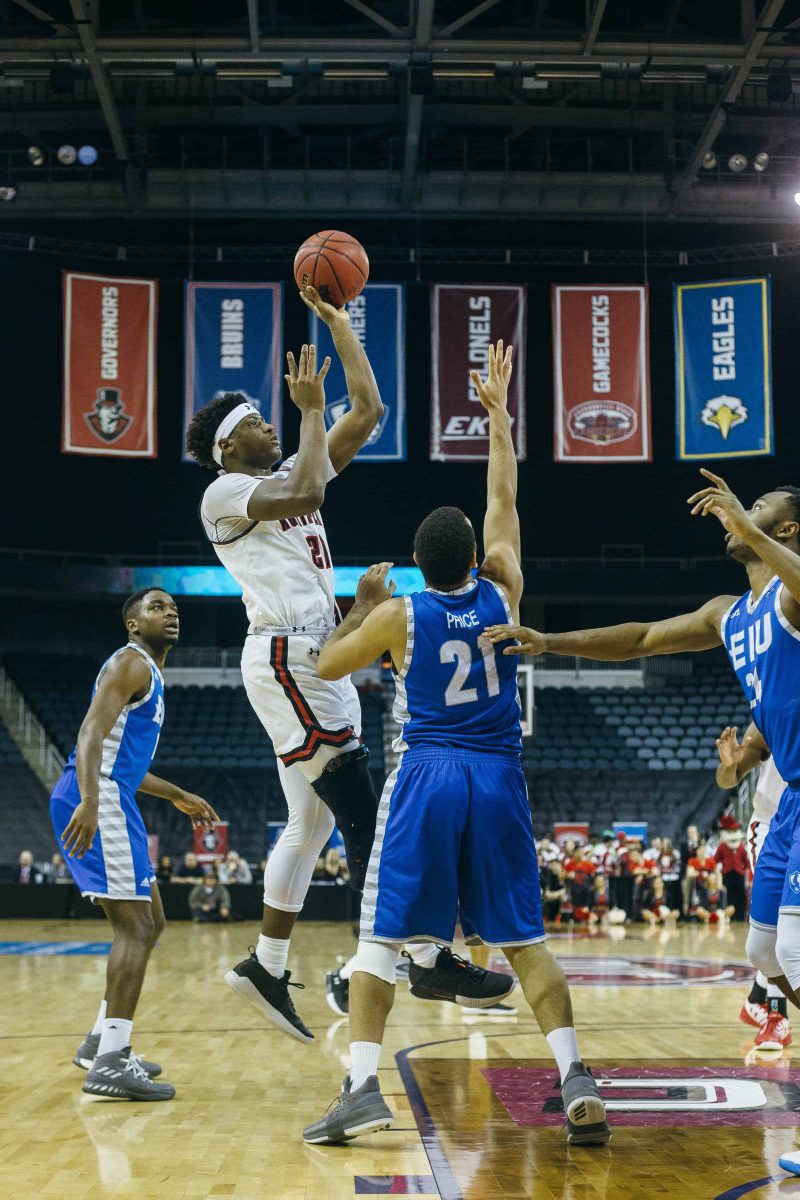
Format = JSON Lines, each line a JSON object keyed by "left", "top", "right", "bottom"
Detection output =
{"left": 308, "top": 283, "right": 406, "bottom": 461}
{"left": 553, "top": 284, "right": 651, "bottom": 463}
{"left": 431, "top": 284, "right": 527, "bottom": 462}
{"left": 674, "top": 277, "right": 773, "bottom": 461}
{"left": 183, "top": 282, "right": 282, "bottom": 462}
{"left": 62, "top": 271, "right": 158, "bottom": 458}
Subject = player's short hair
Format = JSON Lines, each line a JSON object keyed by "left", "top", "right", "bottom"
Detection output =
{"left": 185, "top": 392, "right": 250, "bottom": 469}
{"left": 413, "top": 506, "right": 476, "bottom": 590}
{"left": 774, "top": 486, "right": 800, "bottom": 527}
{"left": 122, "top": 587, "right": 160, "bottom": 628}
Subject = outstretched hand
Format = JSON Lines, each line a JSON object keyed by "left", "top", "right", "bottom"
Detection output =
{"left": 470, "top": 340, "right": 513, "bottom": 412}
{"left": 171, "top": 791, "right": 221, "bottom": 831}
{"left": 299, "top": 283, "right": 349, "bottom": 328}
{"left": 285, "top": 343, "right": 331, "bottom": 413}
{"left": 687, "top": 469, "right": 755, "bottom": 540}
{"left": 715, "top": 726, "right": 750, "bottom": 770}
{"left": 482, "top": 624, "right": 545, "bottom": 656}
{"left": 355, "top": 562, "right": 397, "bottom": 611}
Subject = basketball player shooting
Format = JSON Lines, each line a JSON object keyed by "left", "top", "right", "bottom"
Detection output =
{"left": 302, "top": 341, "right": 611, "bottom": 1149}
{"left": 50, "top": 588, "right": 220, "bottom": 1100}
{"left": 484, "top": 476, "right": 800, "bottom": 1170}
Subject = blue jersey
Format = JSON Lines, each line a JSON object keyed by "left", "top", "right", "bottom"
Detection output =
{"left": 722, "top": 575, "right": 800, "bottom": 784}
{"left": 64, "top": 643, "right": 165, "bottom": 795}
{"left": 393, "top": 577, "right": 521, "bottom": 756}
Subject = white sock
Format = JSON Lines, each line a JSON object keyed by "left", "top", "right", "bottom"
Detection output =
{"left": 756, "top": 970, "right": 769, "bottom": 989}
{"left": 98, "top": 1017, "right": 133, "bottom": 1057}
{"left": 256, "top": 934, "right": 290, "bottom": 979}
{"left": 91, "top": 999, "right": 107, "bottom": 1036}
{"left": 340, "top": 955, "right": 356, "bottom": 981}
{"left": 405, "top": 943, "right": 440, "bottom": 968}
{"left": 766, "top": 983, "right": 785, "bottom": 999}
{"left": 545, "top": 1027, "right": 581, "bottom": 1084}
{"left": 350, "top": 1041, "right": 382, "bottom": 1090}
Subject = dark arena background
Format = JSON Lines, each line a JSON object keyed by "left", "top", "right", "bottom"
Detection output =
{"left": 3, "top": 3, "right": 800, "bottom": 1198}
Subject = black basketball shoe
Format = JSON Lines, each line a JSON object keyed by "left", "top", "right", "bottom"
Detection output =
{"left": 325, "top": 967, "right": 350, "bottom": 1016}
{"left": 224, "top": 951, "right": 314, "bottom": 1042}
{"left": 406, "top": 947, "right": 516, "bottom": 1008}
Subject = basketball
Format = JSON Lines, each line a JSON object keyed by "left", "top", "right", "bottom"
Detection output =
{"left": 293, "top": 230, "right": 369, "bottom": 309}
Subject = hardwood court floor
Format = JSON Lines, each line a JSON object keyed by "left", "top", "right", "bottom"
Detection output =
{"left": 1, "top": 917, "right": 798, "bottom": 1200}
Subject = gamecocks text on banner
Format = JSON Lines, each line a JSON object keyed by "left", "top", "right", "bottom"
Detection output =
{"left": 183, "top": 282, "right": 283, "bottom": 462}
{"left": 62, "top": 271, "right": 158, "bottom": 458}
{"left": 553, "top": 285, "right": 651, "bottom": 463}
{"left": 308, "top": 283, "right": 406, "bottom": 461}
{"left": 430, "top": 284, "right": 527, "bottom": 462}
{"left": 674, "top": 278, "right": 773, "bottom": 461}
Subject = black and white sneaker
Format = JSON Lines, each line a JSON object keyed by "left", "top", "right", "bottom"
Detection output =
{"left": 303, "top": 1075, "right": 394, "bottom": 1144}
{"left": 82, "top": 1047, "right": 175, "bottom": 1101}
{"left": 325, "top": 968, "right": 350, "bottom": 1016}
{"left": 73, "top": 1032, "right": 162, "bottom": 1076}
{"left": 561, "top": 1062, "right": 611, "bottom": 1146}
{"left": 224, "top": 951, "right": 314, "bottom": 1042}
{"left": 406, "top": 947, "right": 516, "bottom": 1008}
{"left": 460, "top": 1001, "right": 518, "bottom": 1019}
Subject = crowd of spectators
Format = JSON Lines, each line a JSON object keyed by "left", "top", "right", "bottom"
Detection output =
{"left": 538, "top": 819, "right": 750, "bottom": 927}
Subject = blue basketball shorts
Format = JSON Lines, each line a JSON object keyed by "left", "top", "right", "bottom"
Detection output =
{"left": 50, "top": 767, "right": 154, "bottom": 903}
{"left": 360, "top": 747, "right": 545, "bottom": 948}
{"left": 750, "top": 783, "right": 800, "bottom": 929}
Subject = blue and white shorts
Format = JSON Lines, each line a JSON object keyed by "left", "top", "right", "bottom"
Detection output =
{"left": 750, "top": 783, "right": 800, "bottom": 929}
{"left": 360, "top": 747, "right": 545, "bottom": 948}
{"left": 50, "top": 767, "right": 154, "bottom": 902}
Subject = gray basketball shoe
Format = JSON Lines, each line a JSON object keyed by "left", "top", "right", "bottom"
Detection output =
{"left": 82, "top": 1047, "right": 176, "bottom": 1100}
{"left": 73, "top": 1032, "right": 162, "bottom": 1076}
{"left": 561, "top": 1062, "right": 611, "bottom": 1145}
{"left": 303, "top": 1075, "right": 394, "bottom": 1144}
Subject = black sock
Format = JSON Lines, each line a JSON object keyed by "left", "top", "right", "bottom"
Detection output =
{"left": 769, "top": 996, "right": 788, "bottom": 1018}
{"left": 748, "top": 980, "right": 767, "bottom": 1005}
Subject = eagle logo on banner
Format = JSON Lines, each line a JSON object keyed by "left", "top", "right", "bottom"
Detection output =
{"left": 700, "top": 395, "right": 749, "bottom": 441}
{"left": 84, "top": 387, "right": 133, "bottom": 443}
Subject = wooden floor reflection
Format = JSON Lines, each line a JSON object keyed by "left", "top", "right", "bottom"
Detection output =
{"left": 1, "top": 918, "right": 797, "bottom": 1200}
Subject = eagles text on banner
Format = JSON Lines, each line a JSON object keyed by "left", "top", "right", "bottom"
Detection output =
{"left": 430, "top": 284, "right": 527, "bottom": 462}
{"left": 183, "top": 282, "right": 283, "bottom": 463}
{"left": 308, "top": 283, "right": 406, "bottom": 462}
{"left": 553, "top": 284, "right": 651, "bottom": 464}
{"left": 674, "top": 277, "right": 773, "bottom": 461}
{"left": 62, "top": 271, "right": 158, "bottom": 458}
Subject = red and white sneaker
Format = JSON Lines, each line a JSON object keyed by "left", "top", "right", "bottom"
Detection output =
{"left": 739, "top": 1000, "right": 768, "bottom": 1029}
{"left": 754, "top": 1011, "right": 793, "bottom": 1051}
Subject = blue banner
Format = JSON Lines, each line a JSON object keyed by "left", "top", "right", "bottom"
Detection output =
{"left": 674, "top": 277, "right": 772, "bottom": 460}
{"left": 183, "top": 282, "right": 283, "bottom": 462}
{"left": 308, "top": 283, "right": 406, "bottom": 462}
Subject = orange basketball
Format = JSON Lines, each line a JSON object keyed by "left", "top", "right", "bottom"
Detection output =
{"left": 293, "top": 230, "right": 369, "bottom": 309}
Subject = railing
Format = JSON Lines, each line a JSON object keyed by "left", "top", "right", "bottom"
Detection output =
{"left": 536, "top": 654, "right": 693, "bottom": 678}
{"left": 0, "top": 667, "right": 64, "bottom": 788}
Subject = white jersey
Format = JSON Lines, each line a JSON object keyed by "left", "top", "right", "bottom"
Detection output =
{"left": 751, "top": 755, "right": 786, "bottom": 824}
{"left": 200, "top": 455, "right": 338, "bottom": 633}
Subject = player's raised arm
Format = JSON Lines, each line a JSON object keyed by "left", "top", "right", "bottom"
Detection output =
{"left": 246, "top": 343, "right": 331, "bottom": 521}
{"left": 317, "top": 563, "right": 406, "bottom": 680}
{"left": 62, "top": 650, "right": 151, "bottom": 858}
{"left": 715, "top": 723, "right": 768, "bottom": 790}
{"left": 471, "top": 341, "right": 523, "bottom": 619}
{"left": 688, "top": 469, "right": 800, "bottom": 621}
{"left": 483, "top": 595, "right": 731, "bottom": 659}
{"left": 300, "top": 285, "right": 384, "bottom": 474}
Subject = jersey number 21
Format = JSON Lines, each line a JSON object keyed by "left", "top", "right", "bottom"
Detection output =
{"left": 440, "top": 639, "right": 500, "bottom": 707}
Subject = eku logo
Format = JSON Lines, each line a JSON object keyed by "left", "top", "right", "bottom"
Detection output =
{"left": 789, "top": 872, "right": 800, "bottom": 895}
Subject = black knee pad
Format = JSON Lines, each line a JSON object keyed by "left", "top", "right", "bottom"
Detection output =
{"left": 311, "top": 747, "right": 379, "bottom": 893}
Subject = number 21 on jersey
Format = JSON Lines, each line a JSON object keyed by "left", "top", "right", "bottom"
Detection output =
{"left": 440, "top": 638, "right": 500, "bottom": 706}
{"left": 306, "top": 533, "right": 331, "bottom": 570}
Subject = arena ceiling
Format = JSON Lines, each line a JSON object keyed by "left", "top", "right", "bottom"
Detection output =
{"left": 2, "top": 0, "right": 800, "bottom": 223}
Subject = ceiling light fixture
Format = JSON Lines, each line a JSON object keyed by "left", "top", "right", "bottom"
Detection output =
{"left": 727, "top": 153, "right": 748, "bottom": 173}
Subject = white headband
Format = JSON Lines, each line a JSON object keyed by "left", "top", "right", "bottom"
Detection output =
{"left": 212, "top": 402, "right": 259, "bottom": 466}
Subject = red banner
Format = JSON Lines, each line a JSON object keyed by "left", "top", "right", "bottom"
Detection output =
{"left": 431, "top": 284, "right": 526, "bottom": 461}
{"left": 553, "top": 823, "right": 590, "bottom": 849}
{"left": 62, "top": 271, "right": 158, "bottom": 457}
{"left": 194, "top": 822, "right": 229, "bottom": 864}
{"left": 552, "top": 285, "right": 651, "bottom": 463}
